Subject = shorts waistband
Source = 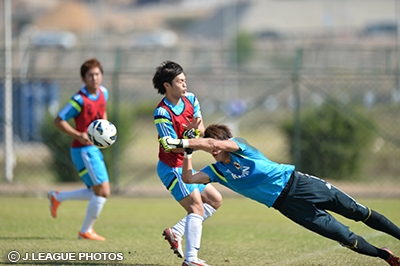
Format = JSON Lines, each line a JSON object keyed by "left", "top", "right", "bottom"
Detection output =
{"left": 272, "top": 171, "right": 295, "bottom": 210}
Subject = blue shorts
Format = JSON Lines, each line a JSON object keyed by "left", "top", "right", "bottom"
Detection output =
{"left": 70, "top": 145, "right": 109, "bottom": 187}
{"left": 157, "top": 160, "right": 207, "bottom": 202}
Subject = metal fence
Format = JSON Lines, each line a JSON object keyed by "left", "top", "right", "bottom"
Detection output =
{"left": 1, "top": 44, "right": 399, "bottom": 197}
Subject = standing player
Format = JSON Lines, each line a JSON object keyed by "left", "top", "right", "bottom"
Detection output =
{"left": 48, "top": 58, "right": 110, "bottom": 241}
{"left": 153, "top": 61, "right": 222, "bottom": 266}
{"left": 160, "top": 124, "right": 400, "bottom": 266}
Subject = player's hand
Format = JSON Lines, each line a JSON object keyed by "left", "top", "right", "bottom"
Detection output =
{"left": 183, "top": 128, "right": 200, "bottom": 139}
{"left": 78, "top": 132, "right": 91, "bottom": 145}
{"left": 159, "top": 136, "right": 184, "bottom": 152}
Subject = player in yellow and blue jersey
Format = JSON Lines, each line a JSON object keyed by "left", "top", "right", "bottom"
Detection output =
{"left": 48, "top": 58, "right": 110, "bottom": 241}
{"left": 153, "top": 61, "right": 222, "bottom": 266}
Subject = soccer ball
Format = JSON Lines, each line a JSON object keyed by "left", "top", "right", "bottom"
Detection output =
{"left": 87, "top": 119, "right": 117, "bottom": 149}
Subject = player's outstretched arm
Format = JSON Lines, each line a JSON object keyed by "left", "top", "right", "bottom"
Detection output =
{"left": 182, "top": 152, "right": 211, "bottom": 184}
{"left": 187, "top": 138, "right": 239, "bottom": 153}
{"left": 158, "top": 137, "right": 239, "bottom": 153}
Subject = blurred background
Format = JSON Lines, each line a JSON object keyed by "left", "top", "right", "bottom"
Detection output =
{"left": 1, "top": 0, "right": 400, "bottom": 198}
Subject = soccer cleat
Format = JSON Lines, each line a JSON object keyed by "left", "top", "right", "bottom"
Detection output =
{"left": 383, "top": 247, "right": 400, "bottom": 266}
{"left": 48, "top": 191, "right": 60, "bottom": 218}
{"left": 182, "top": 258, "right": 209, "bottom": 266}
{"left": 162, "top": 228, "right": 184, "bottom": 258}
{"left": 78, "top": 229, "right": 106, "bottom": 241}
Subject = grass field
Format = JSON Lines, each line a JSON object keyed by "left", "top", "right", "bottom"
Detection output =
{"left": 1, "top": 196, "right": 400, "bottom": 266}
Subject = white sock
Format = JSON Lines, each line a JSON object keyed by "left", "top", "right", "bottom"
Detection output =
{"left": 185, "top": 213, "right": 203, "bottom": 261}
{"left": 172, "top": 218, "right": 186, "bottom": 240}
{"left": 172, "top": 203, "right": 216, "bottom": 240}
{"left": 57, "top": 188, "right": 93, "bottom": 202}
{"left": 80, "top": 195, "right": 107, "bottom": 233}
{"left": 203, "top": 203, "right": 216, "bottom": 220}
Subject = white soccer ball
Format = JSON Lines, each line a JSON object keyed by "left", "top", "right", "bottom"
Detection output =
{"left": 87, "top": 119, "right": 117, "bottom": 149}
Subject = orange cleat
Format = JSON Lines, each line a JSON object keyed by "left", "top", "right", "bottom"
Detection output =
{"left": 78, "top": 229, "right": 106, "bottom": 241}
{"left": 383, "top": 247, "right": 400, "bottom": 266}
{"left": 48, "top": 191, "right": 60, "bottom": 218}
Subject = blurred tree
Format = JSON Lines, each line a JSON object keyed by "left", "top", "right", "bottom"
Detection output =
{"left": 283, "top": 104, "right": 373, "bottom": 180}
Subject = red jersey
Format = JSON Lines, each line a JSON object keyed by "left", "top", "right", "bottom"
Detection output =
{"left": 157, "top": 97, "right": 194, "bottom": 167}
{"left": 72, "top": 89, "right": 106, "bottom": 147}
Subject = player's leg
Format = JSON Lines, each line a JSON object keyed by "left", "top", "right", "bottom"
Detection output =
{"left": 159, "top": 165, "right": 211, "bottom": 260}
{"left": 363, "top": 209, "right": 400, "bottom": 240}
{"left": 309, "top": 177, "right": 400, "bottom": 241}
{"left": 48, "top": 147, "right": 95, "bottom": 218}
{"left": 179, "top": 188, "right": 208, "bottom": 265}
{"left": 157, "top": 165, "right": 186, "bottom": 258}
{"left": 163, "top": 183, "right": 220, "bottom": 255}
{"left": 76, "top": 146, "right": 109, "bottom": 241}
{"left": 48, "top": 188, "right": 93, "bottom": 218}
{"left": 200, "top": 184, "right": 222, "bottom": 220}
{"left": 165, "top": 171, "right": 208, "bottom": 264}
{"left": 280, "top": 199, "right": 396, "bottom": 262}
{"left": 169, "top": 183, "right": 221, "bottom": 237}
{"left": 277, "top": 172, "right": 399, "bottom": 264}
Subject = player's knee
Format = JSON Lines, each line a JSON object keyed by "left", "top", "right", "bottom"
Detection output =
{"left": 337, "top": 231, "right": 357, "bottom": 249}
{"left": 202, "top": 187, "right": 223, "bottom": 210}
{"left": 344, "top": 201, "right": 369, "bottom": 221}
{"left": 213, "top": 195, "right": 222, "bottom": 210}
{"left": 92, "top": 184, "right": 110, "bottom": 198}
{"left": 190, "top": 201, "right": 204, "bottom": 216}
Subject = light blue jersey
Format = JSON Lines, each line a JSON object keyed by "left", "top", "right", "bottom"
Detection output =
{"left": 200, "top": 138, "right": 295, "bottom": 207}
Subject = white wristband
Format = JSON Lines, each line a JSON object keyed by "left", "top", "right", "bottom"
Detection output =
{"left": 184, "top": 152, "right": 192, "bottom": 159}
{"left": 182, "top": 139, "right": 189, "bottom": 148}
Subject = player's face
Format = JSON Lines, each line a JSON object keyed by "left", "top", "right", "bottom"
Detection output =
{"left": 166, "top": 73, "right": 187, "bottom": 100}
{"left": 83, "top": 67, "right": 103, "bottom": 93}
{"left": 210, "top": 149, "right": 227, "bottom": 162}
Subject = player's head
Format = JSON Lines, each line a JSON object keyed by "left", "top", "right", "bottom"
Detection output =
{"left": 152, "top": 61, "right": 185, "bottom": 95}
{"left": 204, "top": 124, "right": 233, "bottom": 140}
{"left": 80, "top": 58, "right": 104, "bottom": 79}
{"left": 80, "top": 58, "right": 104, "bottom": 90}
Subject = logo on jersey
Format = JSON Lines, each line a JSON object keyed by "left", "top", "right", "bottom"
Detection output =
{"left": 234, "top": 161, "right": 241, "bottom": 170}
{"left": 227, "top": 165, "right": 250, "bottom": 180}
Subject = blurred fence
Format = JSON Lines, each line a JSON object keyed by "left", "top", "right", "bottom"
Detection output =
{"left": 0, "top": 43, "right": 399, "bottom": 197}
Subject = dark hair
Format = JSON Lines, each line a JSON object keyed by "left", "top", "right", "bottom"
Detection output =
{"left": 80, "top": 58, "right": 104, "bottom": 78}
{"left": 204, "top": 124, "right": 233, "bottom": 140}
{"left": 152, "top": 61, "right": 184, "bottom": 95}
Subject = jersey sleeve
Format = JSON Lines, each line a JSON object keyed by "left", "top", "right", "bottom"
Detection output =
{"left": 99, "top": 86, "right": 109, "bottom": 102}
{"left": 200, "top": 163, "right": 226, "bottom": 184}
{"left": 153, "top": 106, "right": 178, "bottom": 138}
{"left": 57, "top": 93, "right": 83, "bottom": 121}
{"left": 185, "top": 92, "right": 202, "bottom": 118}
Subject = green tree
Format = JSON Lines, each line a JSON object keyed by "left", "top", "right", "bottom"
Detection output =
{"left": 283, "top": 104, "right": 373, "bottom": 180}
{"left": 233, "top": 31, "right": 254, "bottom": 67}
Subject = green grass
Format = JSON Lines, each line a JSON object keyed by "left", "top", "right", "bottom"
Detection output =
{"left": 1, "top": 196, "right": 400, "bottom": 265}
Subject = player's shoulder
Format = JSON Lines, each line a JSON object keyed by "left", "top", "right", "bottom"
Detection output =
{"left": 71, "top": 91, "right": 83, "bottom": 103}
{"left": 231, "top": 137, "right": 251, "bottom": 151}
{"left": 99, "top": 85, "right": 109, "bottom": 100}
{"left": 185, "top": 91, "right": 196, "bottom": 97}
{"left": 185, "top": 92, "right": 196, "bottom": 99}
{"left": 154, "top": 104, "right": 170, "bottom": 117}
{"left": 99, "top": 85, "right": 108, "bottom": 93}
{"left": 184, "top": 92, "right": 198, "bottom": 104}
